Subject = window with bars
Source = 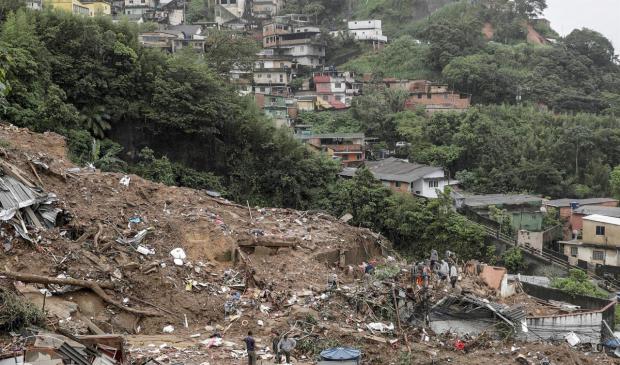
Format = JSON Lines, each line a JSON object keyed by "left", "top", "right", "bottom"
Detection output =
{"left": 593, "top": 250, "right": 605, "bottom": 261}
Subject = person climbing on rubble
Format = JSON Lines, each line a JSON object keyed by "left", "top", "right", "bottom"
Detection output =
{"left": 430, "top": 249, "right": 438, "bottom": 271}
{"left": 449, "top": 262, "right": 458, "bottom": 289}
{"left": 272, "top": 331, "right": 282, "bottom": 363}
{"left": 278, "top": 334, "right": 297, "bottom": 364}
{"left": 244, "top": 331, "right": 257, "bottom": 365}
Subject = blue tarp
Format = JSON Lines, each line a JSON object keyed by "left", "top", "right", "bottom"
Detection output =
{"left": 604, "top": 338, "right": 620, "bottom": 348}
{"left": 320, "top": 347, "right": 361, "bottom": 361}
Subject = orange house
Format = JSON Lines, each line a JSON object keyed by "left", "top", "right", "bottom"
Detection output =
{"left": 294, "top": 133, "right": 365, "bottom": 167}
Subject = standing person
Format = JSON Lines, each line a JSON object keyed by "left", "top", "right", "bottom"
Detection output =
{"left": 278, "top": 334, "right": 297, "bottom": 364}
{"left": 272, "top": 331, "right": 282, "bottom": 364}
{"left": 244, "top": 331, "right": 256, "bottom": 365}
{"left": 430, "top": 249, "right": 439, "bottom": 271}
{"left": 449, "top": 263, "right": 458, "bottom": 289}
{"left": 439, "top": 260, "right": 449, "bottom": 281}
{"left": 422, "top": 263, "right": 431, "bottom": 287}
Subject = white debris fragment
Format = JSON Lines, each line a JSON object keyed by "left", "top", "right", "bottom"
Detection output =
{"left": 162, "top": 325, "right": 175, "bottom": 333}
{"left": 170, "top": 247, "right": 187, "bottom": 266}
{"left": 120, "top": 175, "right": 131, "bottom": 187}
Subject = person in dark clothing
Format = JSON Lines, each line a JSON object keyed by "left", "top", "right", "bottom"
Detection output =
{"left": 272, "top": 331, "right": 282, "bottom": 363}
{"left": 244, "top": 331, "right": 256, "bottom": 365}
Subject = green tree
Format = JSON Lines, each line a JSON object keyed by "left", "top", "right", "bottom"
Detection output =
{"left": 565, "top": 28, "right": 616, "bottom": 67}
{"left": 502, "top": 247, "right": 526, "bottom": 272}
{"left": 610, "top": 166, "right": 620, "bottom": 200}
{"left": 551, "top": 269, "right": 607, "bottom": 298}
{"left": 203, "top": 31, "right": 259, "bottom": 74}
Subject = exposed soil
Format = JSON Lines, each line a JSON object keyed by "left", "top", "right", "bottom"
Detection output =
{"left": 0, "top": 124, "right": 617, "bottom": 364}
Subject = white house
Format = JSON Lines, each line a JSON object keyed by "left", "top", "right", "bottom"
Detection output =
{"left": 347, "top": 20, "right": 387, "bottom": 43}
{"left": 339, "top": 157, "right": 457, "bottom": 199}
{"left": 215, "top": 0, "right": 246, "bottom": 25}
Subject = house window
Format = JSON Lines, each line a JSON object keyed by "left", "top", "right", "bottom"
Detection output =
{"left": 279, "top": 74, "right": 284, "bottom": 82}
{"left": 428, "top": 180, "right": 439, "bottom": 188}
{"left": 335, "top": 82, "right": 342, "bottom": 88}
{"left": 593, "top": 250, "right": 605, "bottom": 261}
{"left": 259, "top": 87, "right": 265, "bottom": 92}
{"left": 570, "top": 246, "right": 578, "bottom": 257}
{"left": 395, "top": 181, "right": 401, "bottom": 188}
{"left": 427, "top": 94, "right": 432, "bottom": 99}
{"left": 342, "top": 155, "right": 349, "bottom": 161}
{"left": 596, "top": 226, "right": 606, "bottom": 236}
{"left": 417, "top": 93, "right": 423, "bottom": 99}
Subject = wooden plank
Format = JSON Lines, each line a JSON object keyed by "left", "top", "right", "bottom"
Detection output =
{"left": 237, "top": 240, "right": 295, "bottom": 248}
{"left": 23, "top": 207, "right": 44, "bottom": 229}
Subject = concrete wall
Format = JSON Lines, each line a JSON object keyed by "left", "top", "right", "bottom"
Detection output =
{"left": 519, "top": 282, "right": 615, "bottom": 343}
{"left": 583, "top": 219, "right": 620, "bottom": 246}
{"left": 518, "top": 230, "right": 544, "bottom": 252}
{"left": 564, "top": 243, "right": 620, "bottom": 267}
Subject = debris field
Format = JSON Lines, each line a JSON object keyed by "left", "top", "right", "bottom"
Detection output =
{"left": 0, "top": 124, "right": 618, "bottom": 365}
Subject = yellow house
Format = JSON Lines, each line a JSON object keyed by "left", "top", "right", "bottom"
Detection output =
{"left": 83, "top": 1, "right": 112, "bottom": 16}
{"left": 562, "top": 214, "right": 620, "bottom": 267}
{"left": 44, "top": 0, "right": 111, "bottom": 16}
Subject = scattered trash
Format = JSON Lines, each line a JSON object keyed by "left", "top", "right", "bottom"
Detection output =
{"left": 565, "top": 332, "right": 580, "bottom": 347}
{"left": 366, "top": 322, "right": 394, "bottom": 333}
{"left": 120, "top": 175, "right": 131, "bottom": 186}
{"left": 454, "top": 340, "right": 465, "bottom": 351}
{"left": 136, "top": 245, "right": 155, "bottom": 256}
{"left": 129, "top": 216, "right": 142, "bottom": 224}
{"left": 170, "top": 247, "right": 187, "bottom": 266}
{"left": 162, "top": 325, "right": 175, "bottom": 333}
{"left": 339, "top": 213, "right": 353, "bottom": 223}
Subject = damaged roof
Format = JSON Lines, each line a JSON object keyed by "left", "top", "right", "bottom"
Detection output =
{"left": 340, "top": 158, "right": 443, "bottom": 184}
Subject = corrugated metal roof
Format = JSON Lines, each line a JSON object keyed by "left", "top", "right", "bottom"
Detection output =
{"left": 573, "top": 206, "right": 620, "bottom": 218}
{"left": 463, "top": 194, "right": 542, "bottom": 208}
{"left": 545, "top": 197, "right": 618, "bottom": 208}
{"left": 583, "top": 214, "right": 620, "bottom": 226}
{"left": 364, "top": 157, "right": 443, "bottom": 184}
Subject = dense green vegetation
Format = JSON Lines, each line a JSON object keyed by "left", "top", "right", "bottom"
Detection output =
{"left": 317, "top": 168, "right": 491, "bottom": 260}
{"left": 0, "top": 9, "right": 337, "bottom": 209}
{"left": 342, "top": 0, "right": 620, "bottom": 114}
{"left": 400, "top": 105, "right": 620, "bottom": 197}
{"left": 551, "top": 269, "right": 608, "bottom": 298}
{"left": 0, "top": 7, "right": 490, "bottom": 262}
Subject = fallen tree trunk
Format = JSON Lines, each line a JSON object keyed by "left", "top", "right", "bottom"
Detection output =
{"left": 1, "top": 270, "right": 161, "bottom": 317}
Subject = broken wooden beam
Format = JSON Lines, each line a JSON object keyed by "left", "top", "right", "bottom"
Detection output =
{"left": 237, "top": 239, "right": 296, "bottom": 248}
{"left": 0, "top": 270, "right": 161, "bottom": 317}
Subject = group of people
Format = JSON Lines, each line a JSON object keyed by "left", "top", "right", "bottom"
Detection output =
{"left": 244, "top": 330, "right": 297, "bottom": 365}
{"left": 413, "top": 249, "right": 459, "bottom": 289}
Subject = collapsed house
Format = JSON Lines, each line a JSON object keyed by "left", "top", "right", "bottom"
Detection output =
{"left": 422, "top": 263, "right": 616, "bottom": 346}
{"left": 0, "top": 160, "right": 62, "bottom": 242}
{"left": 0, "top": 331, "right": 126, "bottom": 365}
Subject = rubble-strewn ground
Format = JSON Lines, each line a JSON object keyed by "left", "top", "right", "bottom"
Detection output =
{"left": 0, "top": 124, "right": 619, "bottom": 364}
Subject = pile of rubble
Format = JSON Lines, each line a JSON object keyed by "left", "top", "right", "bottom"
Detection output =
{"left": 0, "top": 124, "right": 618, "bottom": 365}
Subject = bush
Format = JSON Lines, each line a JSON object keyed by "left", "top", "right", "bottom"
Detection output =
{"left": 503, "top": 247, "right": 527, "bottom": 273}
{"left": 551, "top": 269, "right": 607, "bottom": 298}
{"left": 0, "top": 287, "right": 45, "bottom": 331}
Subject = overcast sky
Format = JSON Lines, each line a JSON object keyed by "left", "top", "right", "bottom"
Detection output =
{"left": 544, "top": 0, "right": 620, "bottom": 53}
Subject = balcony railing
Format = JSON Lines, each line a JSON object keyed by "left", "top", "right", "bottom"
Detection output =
{"left": 327, "top": 144, "right": 363, "bottom": 152}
